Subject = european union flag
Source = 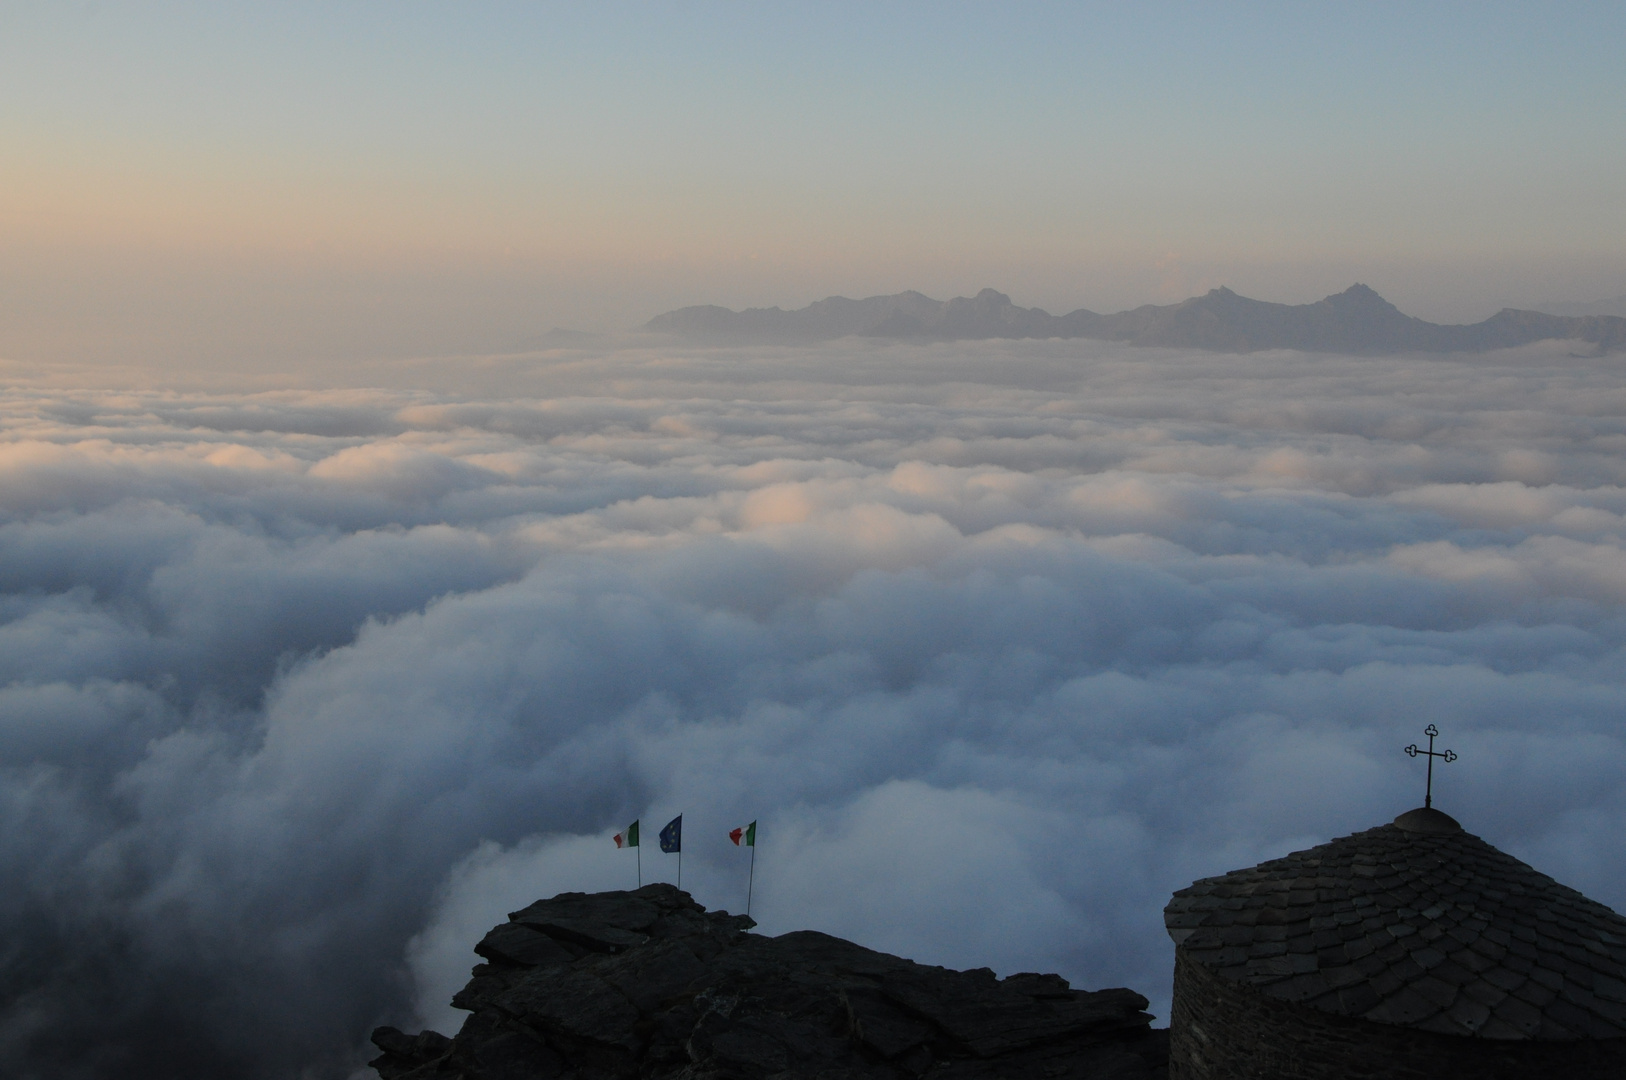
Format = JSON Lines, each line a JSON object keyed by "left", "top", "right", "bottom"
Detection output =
{"left": 659, "top": 814, "right": 682, "bottom": 853}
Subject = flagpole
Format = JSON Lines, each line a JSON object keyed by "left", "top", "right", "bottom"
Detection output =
{"left": 747, "top": 843, "right": 755, "bottom": 918}
{"left": 637, "top": 842, "right": 641, "bottom": 888}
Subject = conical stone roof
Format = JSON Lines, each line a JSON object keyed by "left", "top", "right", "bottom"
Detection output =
{"left": 1164, "top": 807, "right": 1626, "bottom": 1040}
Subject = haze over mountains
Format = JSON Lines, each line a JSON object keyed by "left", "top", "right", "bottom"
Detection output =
{"left": 648, "top": 285, "right": 1626, "bottom": 354}
{"left": 1536, "top": 295, "right": 1626, "bottom": 319}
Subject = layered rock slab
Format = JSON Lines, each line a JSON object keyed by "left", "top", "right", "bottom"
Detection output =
{"left": 372, "top": 884, "right": 1166, "bottom": 1080}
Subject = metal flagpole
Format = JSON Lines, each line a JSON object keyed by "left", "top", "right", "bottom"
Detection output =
{"left": 617, "top": 820, "right": 643, "bottom": 888}
{"left": 729, "top": 821, "right": 756, "bottom": 915}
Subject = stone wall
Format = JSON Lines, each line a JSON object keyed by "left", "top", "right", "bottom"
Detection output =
{"left": 1169, "top": 949, "right": 1626, "bottom": 1080}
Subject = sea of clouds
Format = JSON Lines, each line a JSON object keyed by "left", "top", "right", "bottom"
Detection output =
{"left": 4, "top": 337, "right": 1626, "bottom": 1078}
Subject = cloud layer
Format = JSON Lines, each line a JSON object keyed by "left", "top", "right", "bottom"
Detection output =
{"left": 4, "top": 338, "right": 1626, "bottom": 1077}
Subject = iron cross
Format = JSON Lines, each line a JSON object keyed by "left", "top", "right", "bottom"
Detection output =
{"left": 1404, "top": 724, "right": 1457, "bottom": 808}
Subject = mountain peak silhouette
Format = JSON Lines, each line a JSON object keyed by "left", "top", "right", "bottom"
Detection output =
{"left": 646, "top": 286, "right": 1626, "bottom": 353}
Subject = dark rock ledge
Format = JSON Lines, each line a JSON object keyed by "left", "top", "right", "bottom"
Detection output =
{"left": 371, "top": 884, "right": 1167, "bottom": 1079}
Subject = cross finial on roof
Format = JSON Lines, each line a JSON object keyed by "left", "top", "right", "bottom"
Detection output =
{"left": 1404, "top": 724, "right": 1456, "bottom": 809}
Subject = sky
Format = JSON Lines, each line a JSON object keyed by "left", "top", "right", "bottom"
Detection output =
{"left": 2, "top": 2, "right": 1626, "bottom": 364}
{"left": 5, "top": 5, "right": 1626, "bottom": 1079}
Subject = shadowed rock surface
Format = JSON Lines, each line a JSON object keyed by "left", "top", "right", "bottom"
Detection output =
{"left": 371, "top": 884, "right": 1167, "bottom": 1080}
{"left": 646, "top": 285, "right": 1626, "bottom": 354}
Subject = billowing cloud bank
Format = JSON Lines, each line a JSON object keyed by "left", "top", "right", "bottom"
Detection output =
{"left": 4, "top": 339, "right": 1626, "bottom": 1077}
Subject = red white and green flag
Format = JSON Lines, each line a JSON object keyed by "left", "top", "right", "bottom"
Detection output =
{"left": 728, "top": 821, "right": 756, "bottom": 847}
{"left": 614, "top": 819, "right": 639, "bottom": 848}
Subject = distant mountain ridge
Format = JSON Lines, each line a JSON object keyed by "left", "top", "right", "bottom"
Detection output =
{"left": 646, "top": 285, "right": 1626, "bottom": 354}
{"left": 1535, "top": 295, "right": 1626, "bottom": 319}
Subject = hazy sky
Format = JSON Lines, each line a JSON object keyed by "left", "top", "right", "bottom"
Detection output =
{"left": 3, "top": 2, "right": 1625, "bottom": 362}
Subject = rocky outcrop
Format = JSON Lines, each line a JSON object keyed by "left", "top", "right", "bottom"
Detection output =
{"left": 371, "top": 884, "right": 1167, "bottom": 1079}
{"left": 644, "top": 285, "right": 1626, "bottom": 354}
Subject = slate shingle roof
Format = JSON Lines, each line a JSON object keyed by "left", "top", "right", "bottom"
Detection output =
{"left": 1164, "top": 807, "right": 1626, "bottom": 1041}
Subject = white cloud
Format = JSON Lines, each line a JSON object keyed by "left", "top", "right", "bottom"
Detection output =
{"left": 3, "top": 339, "right": 1626, "bottom": 1077}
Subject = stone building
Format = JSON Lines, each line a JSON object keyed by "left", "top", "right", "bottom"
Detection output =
{"left": 1163, "top": 805, "right": 1626, "bottom": 1079}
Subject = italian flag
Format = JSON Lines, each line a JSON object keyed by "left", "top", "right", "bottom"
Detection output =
{"left": 729, "top": 821, "right": 756, "bottom": 847}
{"left": 614, "top": 820, "right": 639, "bottom": 848}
